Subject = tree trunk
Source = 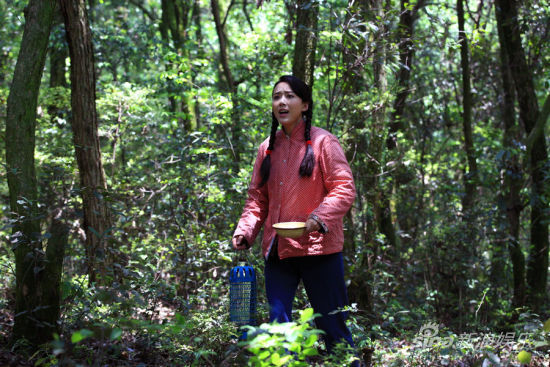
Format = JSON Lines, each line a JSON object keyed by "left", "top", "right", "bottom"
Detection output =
{"left": 494, "top": 9, "right": 525, "bottom": 308}
{"left": 50, "top": 41, "right": 68, "bottom": 87}
{"left": 367, "top": 0, "right": 387, "bottom": 253}
{"left": 387, "top": 0, "right": 425, "bottom": 147}
{"left": 348, "top": 0, "right": 388, "bottom": 315}
{"left": 6, "top": 0, "right": 60, "bottom": 345}
{"left": 49, "top": 9, "right": 68, "bottom": 89}
{"left": 211, "top": 0, "right": 242, "bottom": 168}
{"left": 495, "top": 0, "right": 549, "bottom": 311}
{"left": 380, "top": 0, "right": 426, "bottom": 258}
{"left": 457, "top": 0, "right": 477, "bottom": 215}
{"left": 48, "top": 9, "right": 68, "bottom": 125}
{"left": 160, "top": 0, "right": 193, "bottom": 131}
{"left": 211, "top": 0, "right": 234, "bottom": 93}
{"left": 61, "top": 0, "right": 113, "bottom": 285}
{"left": 292, "top": 0, "right": 318, "bottom": 87}
{"left": 192, "top": 0, "right": 203, "bottom": 128}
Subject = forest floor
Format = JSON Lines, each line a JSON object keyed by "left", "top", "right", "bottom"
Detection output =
{"left": 0, "top": 283, "right": 549, "bottom": 366}
{"left": 1, "top": 300, "right": 549, "bottom": 367}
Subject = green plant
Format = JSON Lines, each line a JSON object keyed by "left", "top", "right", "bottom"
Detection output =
{"left": 241, "top": 308, "right": 323, "bottom": 366}
{"left": 514, "top": 316, "right": 550, "bottom": 364}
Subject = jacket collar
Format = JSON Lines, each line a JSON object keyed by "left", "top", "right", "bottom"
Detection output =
{"left": 277, "top": 119, "right": 305, "bottom": 142}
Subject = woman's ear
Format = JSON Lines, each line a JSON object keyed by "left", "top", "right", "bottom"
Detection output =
{"left": 301, "top": 102, "right": 309, "bottom": 112}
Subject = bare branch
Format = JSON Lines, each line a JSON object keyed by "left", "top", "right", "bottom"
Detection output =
{"left": 128, "top": 0, "right": 157, "bottom": 21}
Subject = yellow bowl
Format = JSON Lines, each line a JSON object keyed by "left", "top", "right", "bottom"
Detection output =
{"left": 273, "top": 222, "right": 306, "bottom": 238}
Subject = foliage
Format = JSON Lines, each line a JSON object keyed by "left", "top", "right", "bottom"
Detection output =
{"left": 241, "top": 308, "right": 324, "bottom": 366}
{"left": 0, "top": 0, "right": 549, "bottom": 365}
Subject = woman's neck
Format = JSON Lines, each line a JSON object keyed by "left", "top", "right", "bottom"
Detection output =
{"left": 281, "top": 118, "right": 302, "bottom": 136}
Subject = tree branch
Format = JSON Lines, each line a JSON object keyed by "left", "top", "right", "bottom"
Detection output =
{"left": 128, "top": 0, "right": 157, "bottom": 21}
{"left": 222, "top": 0, "right": 236, "bottom": 29}
{"left": 242, "top": 0, "right": 254, "bottom": 32}
{"left": 526, "top": 93, "right": 550, "bottom": 156}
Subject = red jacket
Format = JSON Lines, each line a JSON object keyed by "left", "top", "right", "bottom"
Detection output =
{"left": 234, "top": 120, "right": 356, "bottom": 259}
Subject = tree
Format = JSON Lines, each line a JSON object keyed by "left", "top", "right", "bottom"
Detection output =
{"left": 495, "top": 0, "right": 549, "bottom": 311}
{"left": 60, "top": 0, "right": 114, "bottom": 285}
{"left": 211, "top": 0, "right": 243, "bottom": 168}
{"left": 494, "top": 7, "right": 525, "bottom": 308}
{"left": 362, "top": 0, "right": 389, "bottom": 313}
{"left": 5, "top": 0, "right": 65, "bottom": 345}
{"left": 387, "top": 0, "right": 426, "bottom": 145}
{"left": 48, "top": 8, "right": 68, "bottom": 125}
{"left": 457, "top": 0, "right": 477, "bottom": 216}
{"left": 160, "top": 0, "right": 194, "bottom": 131}
{"left": 342, "top": 0, "right": 390, "bottom": 315}
{"left": 292, "top": 0, "right": 318, "bottom": 87}
{"left": 381, "top": 0, "right": 427, "bottom": 257}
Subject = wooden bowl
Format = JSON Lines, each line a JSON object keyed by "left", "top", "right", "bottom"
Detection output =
{"left": 273, "top": 222, "right": 306, "bottom": 238}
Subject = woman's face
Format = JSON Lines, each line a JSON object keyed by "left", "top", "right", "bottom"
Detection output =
{"left": 272, "top": 82, "right": 309, "bottom": 134}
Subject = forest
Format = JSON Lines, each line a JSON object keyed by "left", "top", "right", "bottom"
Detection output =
{"left": 0, "top": 0, "right": 549, "bottom": 365}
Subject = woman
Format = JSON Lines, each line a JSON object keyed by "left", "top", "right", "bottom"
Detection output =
{"left": 232, "top": 75, "right": 356, "bottom": 354}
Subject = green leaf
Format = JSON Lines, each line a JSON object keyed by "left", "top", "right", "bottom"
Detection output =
{"left": 302, "top": 347, "right": 318, "bottom": 356}
{"left": 300, "top": 308, "right": 314, "bottom": 323}
{"left": 110, "top": 328, "right": 122, "bottom": 340}
{"left": 271, "top": 352, "right": 281, "bottom": 365}
{"left": 246, "top": 97, "right": 264, "bottom": 107}
{"left": 543, "top": 318, "right": 550, "bottom": 332}
{"left": 71, "top": 329, "right": 94, "bottom": 344}
{"left": 517, "top": 350, "right": 531, "bottom": 364}
{"left": 275, "top": 354, "right": 291, "bottom": 366}
{"left": 258, "top": 350, "right": 270, "bottom": 360}
{"left": 248, "top": 347, "right": 261, "bottom": 355}
{"left": 88, "top": 226, "right": 101, "bottom": 239}
{"left": 289, "top": 342, "right": 301, "bottom": 353}
{"left": 304, "top": 334, "right": 318, "bottom": 347}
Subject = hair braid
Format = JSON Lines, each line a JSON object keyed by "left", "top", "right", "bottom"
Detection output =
{"left": 299, "top": 108, "right": 315, "bottom": 177}
{"left": 259, "top": 115, "right": 279, "bottom": 186}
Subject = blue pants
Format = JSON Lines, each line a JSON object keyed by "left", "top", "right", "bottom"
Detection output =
{"left": 265, "top": 250, "right": 355, "bottom": 352}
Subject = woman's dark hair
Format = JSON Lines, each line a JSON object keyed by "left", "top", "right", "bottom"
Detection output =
{"left": 259, "top": 75, "right": 314, "bottom": 187}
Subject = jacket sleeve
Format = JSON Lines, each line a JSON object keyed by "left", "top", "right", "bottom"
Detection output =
{"left": 309, "top": 134, "right": 355, "bottom": 232}
{"left": 233, "top": 146, "right": 269, "bottom": 246}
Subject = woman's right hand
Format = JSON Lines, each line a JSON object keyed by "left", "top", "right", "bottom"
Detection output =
{"left": 232, "top": 235, "right": 249, "bottom": 250}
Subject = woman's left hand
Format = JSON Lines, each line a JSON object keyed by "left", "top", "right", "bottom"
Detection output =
{"left": 305, "top": 218, "right": 321, "bottom": 234}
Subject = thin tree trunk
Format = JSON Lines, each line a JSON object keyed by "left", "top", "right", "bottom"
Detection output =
{"left": 43, "top": 208, "right": 68, "bottom": 334}
{"left": 340, "top": 0, "right": 369, "bottom": 311}
{"left": 494, "top": 10, "right": 525, "bottom": 307}
{"left": 380, "top": 0, "right": 426, "bottom": 258}
{"left": 457, "top": 0, "right": 477, "bottom": 214}
{"left": 387, "top": 0, "right": 426, "bottom": 147}
{"left": 292, "top": 0, "right": 318, "bottom": 87}
{"left": 211, "top": 0, "right": 241, "bottom": 167}
{"left": 495, "top": 0, "right": 549, "bottom": 311}
{"left": 353, "top": 0, "right": 388, "bottom": 315}
{"left": 525, "top": 94, "right": 550, "bottom": 156}
{"left": 48, "top": 9, "right": 68, "bottom": 126}
{"left": 211, "top": 0, "right": 234, "bottom": 92}
{"left": 192, "top": 0, "right": 203, "bottom": 128}
{"left": 61, "top": 0, "right": 113, "bottom": 285}
{"left": 6, "top": 0, "right": 59, "bottom": 345}
{"left": 160, "top": 0, "right": 193, "bottom": 131}
{"left": 49, "top": 24, "right": 68, "bottom": 88}
{"left": 368, "top": 0, "right": 387, "bottom": 251}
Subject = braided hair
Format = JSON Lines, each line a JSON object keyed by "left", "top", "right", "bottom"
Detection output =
{"left": 259, "top": 75, "right": 315, "bottom": 187}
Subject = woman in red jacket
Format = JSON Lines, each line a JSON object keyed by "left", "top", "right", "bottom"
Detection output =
{"left": 233, "top": 75, "right": 357, "bottom": 355}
